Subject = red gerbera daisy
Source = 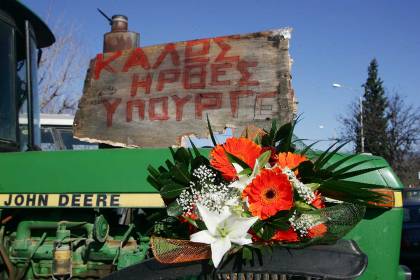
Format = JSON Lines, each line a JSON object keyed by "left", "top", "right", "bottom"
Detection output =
{"left": 311, "top": 191, "right": 325, "bottom": 209}
{"left": 307, "top": 223, "right": 327, "bottom": 238}
{"left": 272, "top": 227, "right": 299, "bottom": 242}
{"left": 210, "top": 138, "right": 262, "bottom": 180}
{"left": 261, "top": 146, "right": 278, "bottom": 165}
{"left": 243, "top": 169, "right": 293, "bottom": 220}
{"left": 277, "top": 152, "right": 308, "bottom": 174}
{"left": 183, "top": 212, "right": 198, "bottom": 221}
{"left": 179, "top": 213, "right": 199, "bottom": 234}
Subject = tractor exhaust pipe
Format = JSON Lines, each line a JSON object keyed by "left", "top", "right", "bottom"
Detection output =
{"left": 99, "top": 9, "right": 139, "bottom": 53}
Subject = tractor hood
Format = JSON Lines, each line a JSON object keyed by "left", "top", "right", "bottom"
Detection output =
{"left": 0, "top": 149, "right": 173, "bottom": 208}
{"left": 0, "top": 149, "right": 403, "bottom": 208}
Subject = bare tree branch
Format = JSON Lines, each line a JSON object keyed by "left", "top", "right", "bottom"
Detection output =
{"left": 38, "top": 3, "right": 88, "bottom": 114}
{"left": 386, "top": 93, "right": 420, "bottom": 185}
{"left": 338, "top": 101, "right": 362, "bottom": 152}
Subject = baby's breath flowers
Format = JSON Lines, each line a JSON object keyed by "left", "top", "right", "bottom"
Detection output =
{"left": 177, "top": 165, "right": 238, "bottom": 215}
{"left": 282, "top": 167, "right": 316, "bottom": 203}
{"left": 289, "top": 211, "right": 328, "bottom": 238}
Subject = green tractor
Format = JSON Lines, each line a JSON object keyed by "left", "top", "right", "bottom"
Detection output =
{"left": 0, "top": 1, "right": 410, "bottom": 279}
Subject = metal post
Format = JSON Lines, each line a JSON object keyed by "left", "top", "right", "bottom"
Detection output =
{"left": 359, "top": 95, "right": 365, "bottom": 153}
{"left": 25, "top": 20, "right": 35, "bottom": 150}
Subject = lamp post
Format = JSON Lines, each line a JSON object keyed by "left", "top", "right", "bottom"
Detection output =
{"left": 332, "top": 83, "right": 365, "bottom": 153}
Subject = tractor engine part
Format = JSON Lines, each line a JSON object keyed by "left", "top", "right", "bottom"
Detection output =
{"left": 52, "top": 244, "right": 72, "bottom": 278}
{"left": 1, "top": 211, "right": 150, "bottom": 279}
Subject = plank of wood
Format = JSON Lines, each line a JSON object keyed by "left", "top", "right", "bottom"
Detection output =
{"left": 74, "top": 28, "right": 297, "bottom": 147}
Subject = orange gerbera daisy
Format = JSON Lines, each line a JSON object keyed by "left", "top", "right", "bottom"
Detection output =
{"left": 272, "top": 227, "right": 299, "bottom": 242}
{"left": 277, "top": 152, "right": 308, "bottom": 173}
{"left": 243, "top": 169, "right": 293, "bottom": 220}
{"left": 307, "top": 223, "right": 327, "bottom": 238}
{"left": 210, "top": 138, "right": 262, "bottom": 180}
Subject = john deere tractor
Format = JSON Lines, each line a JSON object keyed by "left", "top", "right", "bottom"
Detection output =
{"left": 0, "top": 1, "right": 409, "bottom": 279}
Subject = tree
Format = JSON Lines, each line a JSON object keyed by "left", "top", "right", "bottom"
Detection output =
{"left": 38, "top": 6, "right": 87, "bottom": 114}
{"left": 386, "top": 93, "right": 420, "bottom": 185}
{"left": 398, "top": 152, "right": 420, "bottom": 187}
{"left": 340, "top": 59, "right": 420, "bottom": 186}
{"left": 361, "top": 59, "right": 389, "bottom": 157}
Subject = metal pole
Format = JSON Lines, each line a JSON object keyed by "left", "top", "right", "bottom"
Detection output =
{"left": 359, "top": 96, "right": 365, "bottom": 153}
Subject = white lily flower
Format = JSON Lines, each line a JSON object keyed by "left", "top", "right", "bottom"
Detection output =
{"left": 190, "top": 204, "right": 258, "bottom": 268}
{"left": 229, "top": 161, "right": 255, "bottom": 191}
{"left": 228, "top": 174, "right": 253, "bottom": 191}
{"left": 232, "top": 163, "right": 244, "bottom": 174}
{"left": 229, "top": 156, "right": 266, "bottom": 191}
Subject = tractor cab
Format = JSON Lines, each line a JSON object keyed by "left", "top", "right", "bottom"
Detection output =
{"left": 0, "top": 0, "right": 54, "bottom": 152}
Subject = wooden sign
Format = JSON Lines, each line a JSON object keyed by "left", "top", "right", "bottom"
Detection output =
{"left": 74, "top": 29, "right": 296, "bottom": 147}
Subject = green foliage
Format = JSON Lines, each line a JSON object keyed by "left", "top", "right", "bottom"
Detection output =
{"left": 299, "top": 140, "right": 320, "bottom": 156}
{"left": 261, "top": 224, "right": 276, "bottom": 240}
{"left": 258, "top": 118, "right": 298, "bottom": 153}
{"left": 298, "top": 140, "right": 387, "bottom": 204}
{"left": 207, "top": 115, "right": 218, "bottom": 146}
{"left": 147, "top": 145, "right": 215, "bottom": 235}
{"left": 251, "top": 210, "right": 292, "bottom": 241}
{"left": 225, "top": 151, "right": 250, "bottom": 170}
{"left": 313, "top": 141, "right": 350, "bottom": 171}
{"left": 147, "top": 146, "right": 209, "bottom": 204}
{"left": 361, "top": 59, "right": 389, "bottom": 156}
{"left": 253, "top": 150, "right": 271, "bottom": 173}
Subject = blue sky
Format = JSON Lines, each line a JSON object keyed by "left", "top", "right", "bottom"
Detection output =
{"left": 23, "top": 0, "right": 420, "bottom": 149}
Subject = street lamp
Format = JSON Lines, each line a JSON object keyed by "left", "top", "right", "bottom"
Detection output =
{"left": 332, "top": 83, "right": 365, "bottom": 153}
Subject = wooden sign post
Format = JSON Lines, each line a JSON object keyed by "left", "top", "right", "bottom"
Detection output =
{"left": 74, "top": 29, "right": 296, "bottom": 147}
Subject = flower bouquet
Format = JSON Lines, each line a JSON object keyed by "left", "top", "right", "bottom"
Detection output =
{"left": 147, "top": 119, "right": 388, "bottom": 268}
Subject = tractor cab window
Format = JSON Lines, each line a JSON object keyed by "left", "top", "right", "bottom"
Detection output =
{"left": 0, "top": 14, "right": 41, "bottom": 151}
{"left": 16, "top": 21, "right": 40, "bottom": 151}
{"left": 0, "top": 19, "right": 17, "bottom": 144}
{"left": 17, "top": 59, "right": 28, "bottom": 149}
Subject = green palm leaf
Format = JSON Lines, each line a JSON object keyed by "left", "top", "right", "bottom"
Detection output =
{"left": 319, "top": 180, "right": 387, "bottom": 204}
{"left": 330, "top": 159, "right": 378, "bottom": 177}
{"left": 314, "top": 141, "right": 350, "bottom": 171}
{"left": 332, "top": 166, "right": 386, "bottom": 180}
{"left": 299, "top": 140, "right": 320, "bottom": 157}
{"left": 188, "top": 137, "right": 201, "bottom": 158}
{"left": 312, "top": 141, "right": 340, "bottom": 171}
{"left": 324, "top": 154, "right": 359, "bottom": 172}
{"left": 207, "top": 115, "right": 218, "bottom": 146}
